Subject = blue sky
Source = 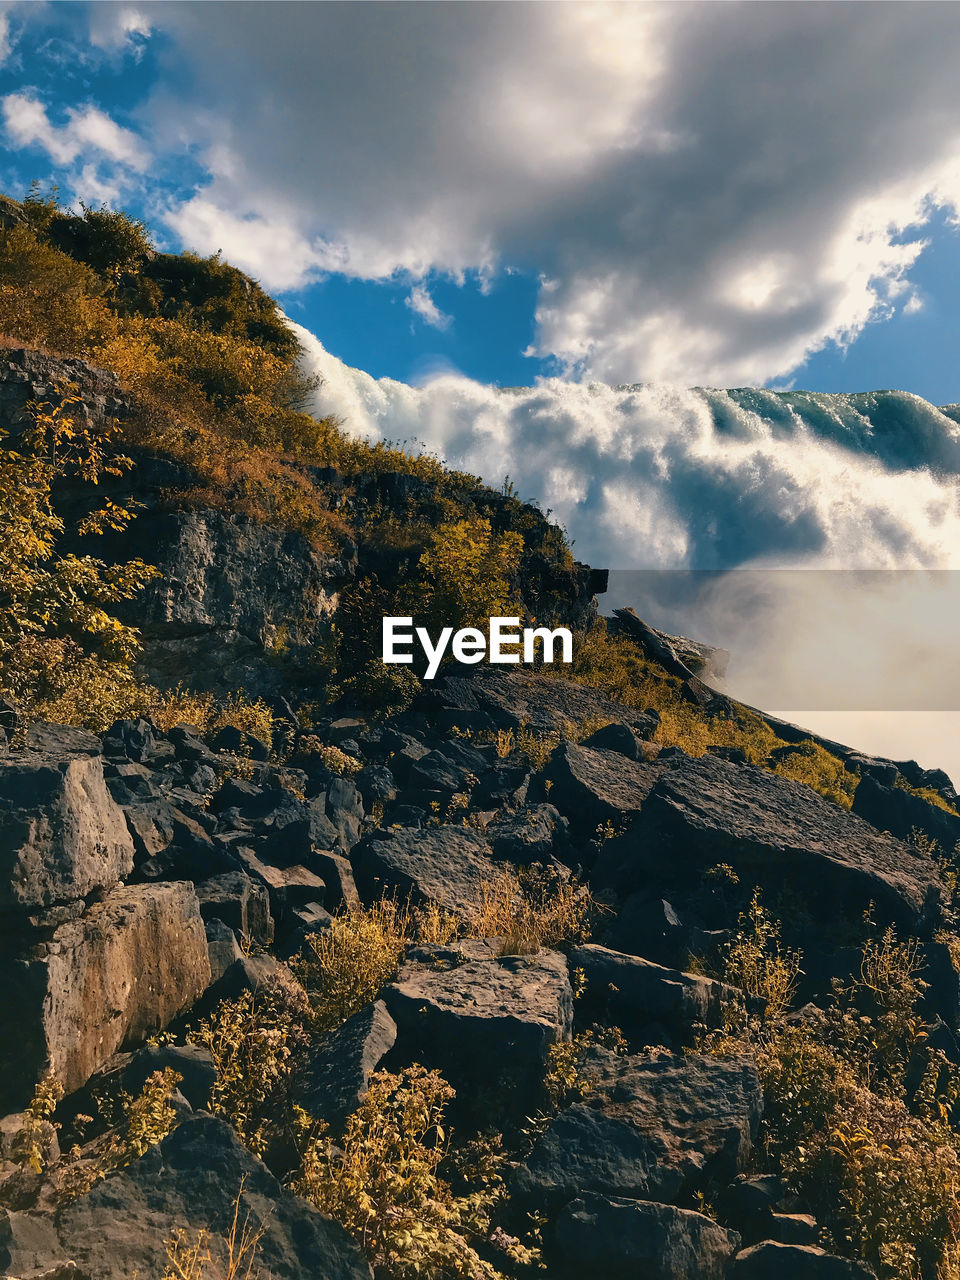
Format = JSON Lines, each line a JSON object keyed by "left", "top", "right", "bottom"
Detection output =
{"left": 3, "top": 1, "right": 960, "bottom": 400}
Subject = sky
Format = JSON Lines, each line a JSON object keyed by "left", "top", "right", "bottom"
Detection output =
{"left": 6, "top": 0, "right": 960, "bottom": 775}
{"left": 3, "top": 1, "right": 960, "bottom": 400}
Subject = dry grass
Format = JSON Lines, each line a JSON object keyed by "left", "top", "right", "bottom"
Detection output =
{"left": 163, "top": 1182, "right": 266, "bottom": 1280}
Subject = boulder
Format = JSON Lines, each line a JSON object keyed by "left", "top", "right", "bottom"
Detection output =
{"left": 50, "top": 1114, "right": 372, "bottom": 1280}
{"left": 204, "top": 917, "right": 242, "bottom": 983}
{"left": 235, "top": 849, "right": 326, "bottom": 918}
{"left": 196, "top": 870, "right": 273, "bottom": 945}
{"left": 351, "top": 826, "right": 495, "bottom": 915}
{"left": 487, "top": 804, "right": 571, "bottom": 866}
{"left": 595, "top": 755, "right": 942, "bottom": 932}
{"left": 0, "top": 751, "right": 134, "bottom": 911}
{"left": 293, "top": 1000, "right": 397, "bottom": 1134}
{"left": 0, "top": 883, "right": 210, "bottom": 1107}
{"left": 551, "top": 1194, "right": 740, "bottom": 1280}
{"left": 852, "top": 774, "right": 960, "bottom": 851}
{"left": 309, "top": 850, "right": 360, "bottom": 911}
{"left": 511, "top": 1049, "right": 761, "bottom": 1216}
{"left": 88, "top": 1043, "right": 217, "bottom": 1112}
{"left": 569, "top": 944, "right": 745, "bottom": 1039}
{"left": 384, "top": 947, "right": 573, "bottom": 1109}
{"left": 24, "top": 724, "right": 101, "bottom": 757}
{"left": 102, "top": 717, "right": 156, "bottom": 764}
{"left": 542, "top": 743, "right": 667, "bottom": 836}
{"left": 422, "top": 668, "right": 658, "bottom": 737}
{"left": 581, "top": 721, "right": 662, "bottom": 762}
{"left": 732, "top": 1241, "right": 876, "bottom": 1279}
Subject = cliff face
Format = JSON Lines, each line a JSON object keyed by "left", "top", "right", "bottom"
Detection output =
{"left": 1, "top": 347, "right": 601, "bottom": 698}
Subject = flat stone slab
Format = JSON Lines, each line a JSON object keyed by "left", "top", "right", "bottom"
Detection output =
{"left": 351, "top": 825, "right": 494, "bottom": 915}
{"left": 384, "top": 946, "right": 573, "bottom": 1106}
{"left": 511, "top": 1048, "right": 761, "bottom": 1215}
{"left": 596, "top": 754, "right": 942, "bottom": 931}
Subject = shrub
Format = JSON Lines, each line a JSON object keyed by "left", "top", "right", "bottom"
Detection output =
{"left": 295, "top": 902, "right": 408, "bottom": 1035}
{"left": 467, "top": 867, "right": 599, "bottom": 956}
{"left": 895, "top": 774, "right": 959, "bottom": 815}
{"left": 414, "top": 516, "right": 524, "bottom": 636}
{"left": 296, "top": 1065, "right": 518, "bottom": 1279}
{"left": 149, "top": 686, "right": 274, "bottom": 748}
{"left": 10, "top": 1075, "right": 63, "bottom": 1174}
{"left": 193, "top": 984, "right": 308, "bottom": 1158}
{"left": 720, "top": 889, "right": 803, "bottom": 1020}
{"left": 163, "top": 1185, "right": 266, "bottom": 1280}
{"left": 543, "top": 1026, "right": 627, "bottom": 1110}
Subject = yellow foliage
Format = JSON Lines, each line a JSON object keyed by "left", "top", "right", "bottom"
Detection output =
{"left": 414, "top": 516, "right": 524, "bottom": 635}
{"left": 772, "top": 740, "right": 859, "bottom": 809}
{"left": 295, "top": 902, "right": 409, "bottom": 1035}
{"left": 296, "top": 1066, "right": 520, "bottom": 1280}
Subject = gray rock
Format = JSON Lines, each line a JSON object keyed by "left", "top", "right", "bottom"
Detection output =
{"left": 0, "top": 882, "right": 210, "bottom": 1107}
{"left": 424, "top": 669, "right": 656, "bottom": 737}
{"left": 294, "top": 1000, "right": 397, "bottom": 1134}
{"left": 768, "top": 1215, "right": 820, "bottom": 1246}
{"left": 205, "top": 917, "right": 243, "bottom": 983}
{"left": 595, "top": 755, "right": 942, "bottom": 932}
{"left": 732, "top": 1241, "right": 876, "bottom": 1279}
{"left": 309, "top": 851, "right": 360, "bottom": 911}
{"left": 0, "top": 751, "right": 134, "bottom": 911}
{"left": 569, "top": 944, "right": 745, "bottom": 1038}
{"left": 852, "top": 774, "right": 960, "bottom": 851}
{"left": 0, "top": 1208, "right": 65, "bottom": 1279}
{"left": 581, "top": 720, "right": 661, "bottom": 762}
{"left": 543, "top": 743, "right": 666, "bottom": 836}
{"left": 511, "top": 1049, "right": 761, "bottom": 1216}
{"left": 351, "top": 825, "right": 495, "bottom": 916}
{"left": 384, "top": 947, "right": 572, "bottom": 1109}
{"left": 106, "top": 507, "right": 354, "bottom": 697}
{"left": 487, "top": 804, "right": 571, "bottom": 866}
{"left": 196, "top": 870, "right": 274, "bottom": 945}
{"left": 52, "top": 1114, "right": 372, "bottom": 1280}
{"left": 551, "top": 1194, "right": 740, "bottom": 1280}
{"left": 24, "top": 724, "right": 101, "bottom": 756}
{"left": 89, "top": 1043, "right": 217, "bottom": 1112}
{"left": 235, "top": 849, "right": 326, "bottom": 918}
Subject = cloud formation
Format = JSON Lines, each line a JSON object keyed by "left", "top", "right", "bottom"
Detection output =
{"left": 1, "top": 93, "right": 149, "bottom": 171}
{"left": 134, "top": 1, "right": 960, "bottom": 385}
{"left": 405, "top": 284, "right": 452, "bottom": 332}
{"left": 293, "top": 321, "right": 960, "bottom": 573}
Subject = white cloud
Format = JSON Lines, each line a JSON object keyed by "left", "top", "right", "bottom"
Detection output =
{"left": 292, "top": 324, "right": 960, "bottom": 781}
{"left": 1, "top": 94, "right": 149, "bottom": 171}
{"left": 162, "top": 196, "right": 345, "bottom": 289}
{"left": 86, "top": 5, "right": 151, "bottom": 56}
{"left": 291, "top": 321, "right": 960, "bottom": 572}
{"left": 0, "top": 9, "right": 12, "bottom": 66}
{"left": 405, "top": 284, "right": 452, "bottom": 332}
{"left": 138, "top": 2, "right": 960, "bottom": 385}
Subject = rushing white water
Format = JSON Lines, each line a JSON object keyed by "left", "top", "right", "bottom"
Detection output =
{"left": 294, "top": 322, "right": 960, "bottom": 573}
{"left": 293, "top": 322, "right": 960, "bottom": 778}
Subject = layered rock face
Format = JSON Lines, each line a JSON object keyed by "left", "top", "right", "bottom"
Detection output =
{"left": 0, "top": 736, "right": 209, "bottom": 1107}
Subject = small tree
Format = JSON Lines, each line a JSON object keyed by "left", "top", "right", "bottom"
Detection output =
{"left": 0, "top": 383, "right": 157, "bottom": 724}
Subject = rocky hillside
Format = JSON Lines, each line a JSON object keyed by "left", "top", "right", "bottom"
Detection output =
{"left": 2, "top": 194, "right": 960, "bottom": 1280}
